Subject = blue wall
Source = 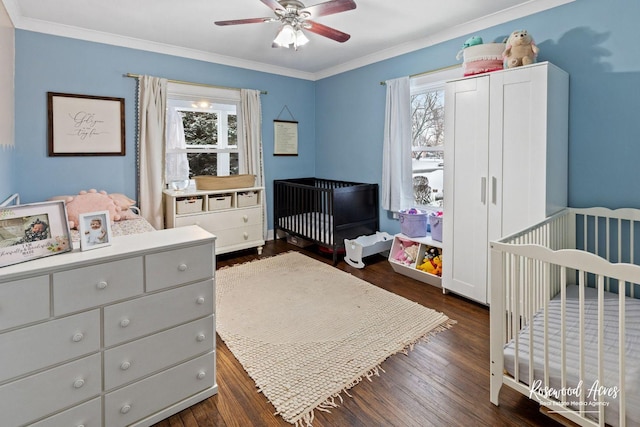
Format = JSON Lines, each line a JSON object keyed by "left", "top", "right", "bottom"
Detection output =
{"left": 3, "top": 0, "right": 640, "bottom": 235}
{"left": 10, "top": 31, "right": 316, "bottom": 227}
{"left": 316, "top": 0, "right": 640, "bottom": 233}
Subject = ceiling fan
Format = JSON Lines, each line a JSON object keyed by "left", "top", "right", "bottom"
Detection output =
{"left": 215, "top": 0, "right": 357, "bottom": 50}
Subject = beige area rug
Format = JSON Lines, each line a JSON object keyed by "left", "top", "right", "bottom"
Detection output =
{"left": 216, "top": 251, "right": 455, "bottom": 426}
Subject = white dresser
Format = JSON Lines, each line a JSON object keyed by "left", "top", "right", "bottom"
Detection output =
{"left": 164, "top": 186, "right": 265, "bottom": 255}
{"left": 0, "top": 226, "right": 217, "bottom": 427}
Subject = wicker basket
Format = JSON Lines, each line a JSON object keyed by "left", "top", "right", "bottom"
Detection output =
{"left": 194, "top": 174, "right": 255, "bottom": 190}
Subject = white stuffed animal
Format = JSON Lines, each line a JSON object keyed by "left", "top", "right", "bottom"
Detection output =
{"left": 503, "top": 30, "right": 539, "bottom": 68}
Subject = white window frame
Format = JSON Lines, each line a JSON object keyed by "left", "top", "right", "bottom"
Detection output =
{"left": 166, "top": 83, "right": 244, "bottom": 180}
{"left": 409, "top": 66, "right": 460, "bottom": 210}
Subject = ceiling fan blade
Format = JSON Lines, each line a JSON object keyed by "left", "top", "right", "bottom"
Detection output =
{"left": 305, "top": 21, "right": 350, "bottom": 43}
{"left": 215, "top": 17, "right": 273, "bottom": 26}
{"left": 302, "top": 0, "right": 356, "bottom": 18}
{"left": 259, "top": 0, "right": 286, "bottom": 12}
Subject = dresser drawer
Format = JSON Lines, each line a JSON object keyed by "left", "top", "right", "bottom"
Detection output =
{"left": 213, "top": 224, "right": 264, "bottom": 248}
{"left": 145, "top": 243, "right": 214, "bottom": 292}
{"left": 30, "top": 397, "right": 102, "bottom": 427}
{"left": 53, "top": 257, "right": 144, "bottom": 315}
{"left": 104, "top": 315, "right": 214, "bottom": 390}
{"left": 103, "top": 279, "right": 214, "bottom": 347}
{"left": 0, "top": 353, "right": 101, "bottom": 427}
{"left": 0, "top": 309, "right": 100, "bottom": 383}
{"left": 0, "top": 275, "right": 49, "bottom": 331}
{"left": 175, "top": 206, "right": 262, "bottom": 231}
{"left": 104, "top": 351, "right": 215, "bottom": 427}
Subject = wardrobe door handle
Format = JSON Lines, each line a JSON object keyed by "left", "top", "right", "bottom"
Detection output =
{"left": 481, "top": 177, "right": 487, "bottom": 204}
{"left": 491, "top": 176, "right": 497, "bottom": 204}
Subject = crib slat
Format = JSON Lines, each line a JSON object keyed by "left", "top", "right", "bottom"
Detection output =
{"left": 619, "top": 286, "right": 626, "bottom": 427}
{"left": 597, "top": 274, "right": 605, "bottom": 427}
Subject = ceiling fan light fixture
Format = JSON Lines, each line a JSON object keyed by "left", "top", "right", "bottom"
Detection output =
{"left": 273, "top": 24, "right": 296, "bottom": 47}
{"left": 295, "top": 29, "right": 309, "bottom": 46}
{"left": 273, "top": 23, "right": 308, "bottom": 50}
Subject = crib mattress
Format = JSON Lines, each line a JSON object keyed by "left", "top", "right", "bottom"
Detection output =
{"left": 277, "top": 212, "right": 334, "bottom": 244}
{"left": 503, "top": 285, "right": 640, "bottom": 425}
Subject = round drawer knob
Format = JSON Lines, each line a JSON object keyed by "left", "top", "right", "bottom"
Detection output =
{"left": 120, "top": 404, "right": 131, "bottom": 414}
{"left": 243, "top": 215, "right": 248, "bottom": 222}
{"left": 197, "top": 371, "right": 206, "bottom": 380}
{"left": 97, "top": 281, "right": 108, "bottom": 290}
{"left": 178, "top": 263, "right": 188, "bottom": 272}
{"left": 120, "top": 318, "right": 130, "bottom": 328}
{"left": 196, "top": 296, "right": 205, "bottom": 305}
{"left": 72, "top": 332, "right": 84, "bottom": 342}
{"left": 120, "top": 361, "right": 131, "bottom": 370}
{"left": 73, "top": 378, "right": 85, "bottom": 389}
{"left": 196, "top": 333, "right": 206, "bottom": 342}
{"left": 243, "top": 232, "right": 249, "bottom": 239}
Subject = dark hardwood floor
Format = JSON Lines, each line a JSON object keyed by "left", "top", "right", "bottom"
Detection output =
{"left": 153, "top": 239, "right": 562, "bottom": 427}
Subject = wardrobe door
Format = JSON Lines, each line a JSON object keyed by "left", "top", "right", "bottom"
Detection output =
{"left": 488, "top": 63, "right": 568, "bottom": 243}
{"left": 443, "top": 75, "right": 490, "bottom": 304}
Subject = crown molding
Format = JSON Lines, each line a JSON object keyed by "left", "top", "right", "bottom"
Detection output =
{"left": 314, "top": 0, "right": 574, "bottom": 80}
{"left": 5, "top": 0, "right": 573, "bottom": 81}
{"left": 12, "top": 15, "right": 316, "bottom": 80}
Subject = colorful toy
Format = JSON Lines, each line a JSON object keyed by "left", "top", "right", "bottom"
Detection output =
{"left": 417, "top": 246, "right": 443, "bottom": 277}
{"left": 502, "top": 30, "right": 538, "bottom": 69}
{"left": 393, "top": 240, "right": 420, "bottom": 266}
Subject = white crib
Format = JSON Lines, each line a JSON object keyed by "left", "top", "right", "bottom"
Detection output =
{"left": 490, "top": 207, "right": 640, "bottom": 427}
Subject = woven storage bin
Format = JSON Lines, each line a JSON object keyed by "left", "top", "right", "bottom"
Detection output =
{"left": 429, "top": 214, "right": 443, "bottom": 242}
{"left": 237, "top": 191, "right": 258, "bottom": 208}
{"left": 461, "top": 43, "right": 505, "bottom": 76}
{"left": 208, "top": 195, "right": 232, "bottom": 211}
{"left": 399, "top": 209, "right": 428, "bottom": 238}
{"left": 194, "top": 174, "right": 255, "bottom": 190}
{"left": 176, "top": 197, "right": 203, "bottom": 214}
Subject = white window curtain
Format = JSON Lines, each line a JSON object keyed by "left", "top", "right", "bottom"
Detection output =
{"left": 165, "top": 107, "right": 189, "bottom": 183}
{"left": 137, "top": 75, "right": 167, "bottom": 229}
{"left": 240, "top": 89, "right": 266, "bottom": 239}
{"left": 381, "top": 76, "right": 413, "bottom": 212}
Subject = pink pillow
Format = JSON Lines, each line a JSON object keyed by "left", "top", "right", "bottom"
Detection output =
{"left": 109, "top": 193, "right": 136, "bottom": 211}
{"left": 64, "top": 189, "right": 122, "bottom": 229}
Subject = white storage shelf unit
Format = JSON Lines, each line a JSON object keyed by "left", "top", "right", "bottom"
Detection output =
{"left": 164, "top": 186, "right": 264, "bottom": 255}
{"left": 388, "top": 233, "right": 443, "bottom": 287}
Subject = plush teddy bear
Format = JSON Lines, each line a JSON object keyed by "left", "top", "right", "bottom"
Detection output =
{"left": 64, "top": 189, "right": 122, "bottom": 229}
{"left": 502, "top": 30, "right": 539, "bottom": 68}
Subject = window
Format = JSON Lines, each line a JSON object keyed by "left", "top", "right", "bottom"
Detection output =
{"left": 409, "top": 67, "right": 460, "bottom": 209}
{"left": 165, "top": 83, "right": 243, "bottom": 184}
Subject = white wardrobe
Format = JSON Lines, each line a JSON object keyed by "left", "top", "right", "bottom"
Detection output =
{"left": 442, "top": 62, "right": 569, "bottom": 304}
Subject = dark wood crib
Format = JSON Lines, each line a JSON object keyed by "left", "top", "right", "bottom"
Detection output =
{"left": 274, "top": 178, "right": 380, "bottom": 264}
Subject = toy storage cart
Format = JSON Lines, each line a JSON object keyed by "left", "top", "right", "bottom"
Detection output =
{"left": 388, "top": 233, "right": 443, "bottom": 287}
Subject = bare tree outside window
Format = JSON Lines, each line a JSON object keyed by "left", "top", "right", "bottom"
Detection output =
{"left": 411, "top": 89, "right": 445, "bottom": 207}
{"left": 181, "top": 109, "right": 239, "bottom": 177}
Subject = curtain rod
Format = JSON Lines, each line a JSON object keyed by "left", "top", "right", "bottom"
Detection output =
{"left": 124, "top": 73, "right": 267, "bottom": 95}
{"left": 379, "top": 64, "right": 461, "bottom": 85}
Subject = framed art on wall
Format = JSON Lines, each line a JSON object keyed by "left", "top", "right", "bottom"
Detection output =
{"left": 0, "top": 200, "right": 72, "bottom": 267}
{"left": 273, "top": 119, "right": 298, "bottom": 156}
{"left": 78, "top": 211, "right": 112, "bottom": 251}
{"left": 47, "top": 92, "right": 126, "bottom": 156}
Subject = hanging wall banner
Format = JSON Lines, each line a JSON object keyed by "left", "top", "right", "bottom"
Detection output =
{"left": 273, "top": 119, "right": 298, "bottom": 156}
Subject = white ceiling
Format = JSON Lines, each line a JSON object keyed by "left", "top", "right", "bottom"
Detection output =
{"left": 2, "top": 0, "right": 572, "bottom": 80}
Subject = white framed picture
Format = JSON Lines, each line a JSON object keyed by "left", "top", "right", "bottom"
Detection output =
{"left": 78, "top": 211, "right": 112, "bottom": 251}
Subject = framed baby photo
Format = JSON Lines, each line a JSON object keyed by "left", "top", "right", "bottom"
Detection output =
{"left": 0, "top": 200, "right": 72, "bottom": 267}
{"left": 78, "top": 211, "right": 113, "bottom": 251}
